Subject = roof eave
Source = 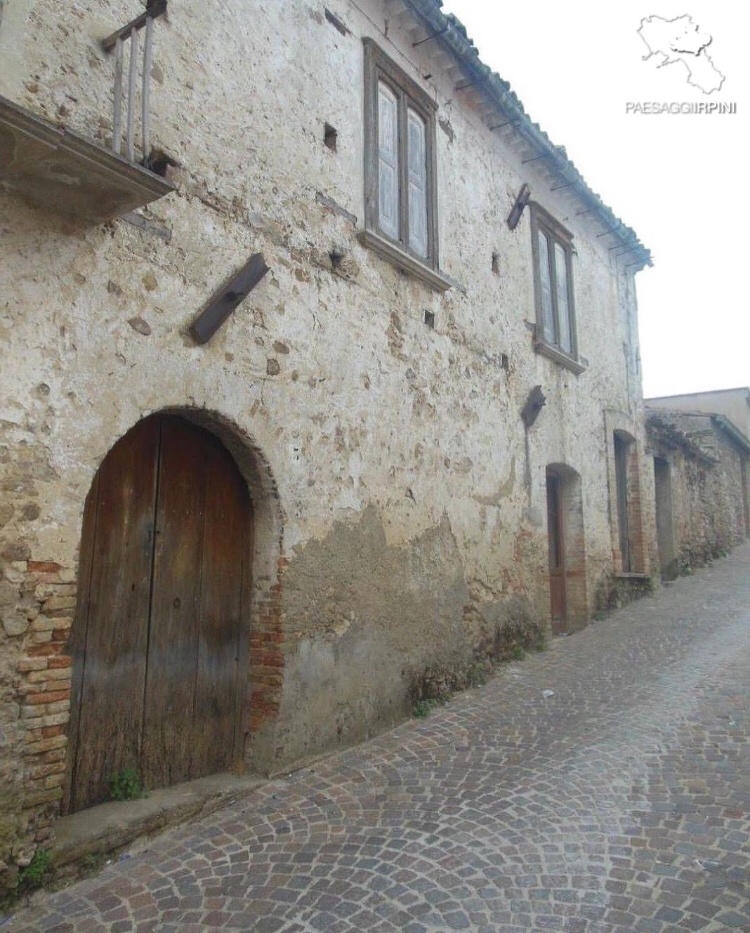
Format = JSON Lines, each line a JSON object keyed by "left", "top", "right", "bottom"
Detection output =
{"left": 712, "top": 415, "right": 750, "bottom": 453}
{"left": 403, "top": 0, "right": 652, "bottom": 271}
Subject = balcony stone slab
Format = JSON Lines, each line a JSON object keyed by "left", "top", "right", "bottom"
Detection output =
{"left": 0, "top": 95, "right": 174, "bottom": 223}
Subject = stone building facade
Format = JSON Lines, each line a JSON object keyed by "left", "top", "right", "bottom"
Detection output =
{"left": 646, "top": 403, "right": 750, "bottom": 578}
{"left": 0, "top": 0, "right": 653, "bottom": 887}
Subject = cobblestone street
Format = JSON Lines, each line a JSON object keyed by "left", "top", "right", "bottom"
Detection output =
{"left": 6, "top": 544, "right": 750, "bottom": 933}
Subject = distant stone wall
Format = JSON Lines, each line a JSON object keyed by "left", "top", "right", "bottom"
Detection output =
{"left": 646, "top": 389, "right": 750, "bottom": 444}
{"left": 647, "top": 411, "right": 749, "bottom": 576}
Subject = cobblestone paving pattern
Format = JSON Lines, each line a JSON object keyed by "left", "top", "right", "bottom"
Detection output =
{"left": 6, "top": 544, "right": 750, "bottom": 932}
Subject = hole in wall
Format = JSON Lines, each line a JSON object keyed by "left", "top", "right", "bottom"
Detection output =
{"left": 423, "top": 310, "right": 435, "bottom": 329}
{"left": 491, "top": 251, "right": 500, "bottom": 275}
{"left": 144, "top": 148, "right": 179, "bottom": 177}
{"left": 324, "top": 123, "right": 338, "bottom": 151}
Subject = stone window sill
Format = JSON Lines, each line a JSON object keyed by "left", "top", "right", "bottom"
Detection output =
{"left": 358, "top": 229, "right": 452, "bottom": 292}
{"left": 533, "top": 337, "right": 587, "bottom": 375}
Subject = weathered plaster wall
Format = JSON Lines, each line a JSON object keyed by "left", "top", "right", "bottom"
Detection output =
{"left": 0, "top": 0, "right": 653, "bottom": 885}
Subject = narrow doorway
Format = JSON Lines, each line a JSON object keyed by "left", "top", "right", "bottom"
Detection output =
{"left": 546, "top": 470, "right": 566, "bottom": 631}
{"left": 614, "top": 432, "right": 631, "bottom": 572}
{"left": 653, "top": 456, "right": 676, "bottom": 579}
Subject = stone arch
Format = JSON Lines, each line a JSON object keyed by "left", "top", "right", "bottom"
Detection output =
{"left": 545, "top": 463, "right": 588, "bottom": 632}
{"left": 61, "top": 408, "right": 284, "bottom": 813}
{"left": 160, "top": 406, "right": 284, "bottom": 599}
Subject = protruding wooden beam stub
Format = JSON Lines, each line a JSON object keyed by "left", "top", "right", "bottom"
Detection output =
{"left": 190, "top": 253, "right": 269, "bottom": 345}
{"left": 521, "top": 385, "right": 546, "bottom": 427}
{"left": 507, "top": 183, "right": 531, "bottom": 231}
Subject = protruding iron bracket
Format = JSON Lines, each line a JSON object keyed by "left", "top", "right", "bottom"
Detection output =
{"left": 413, "top": 25, "right": 448, "bottom": 47}
{"left": 489, "top": 119, "right": 521, "bottom": 131}
{"left": 102, "top": 0, "right": 167, "bottom": 51}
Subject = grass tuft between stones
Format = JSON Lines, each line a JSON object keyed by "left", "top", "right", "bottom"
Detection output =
{"left": 17, "top": 848, "right": 52, "bottom": 894}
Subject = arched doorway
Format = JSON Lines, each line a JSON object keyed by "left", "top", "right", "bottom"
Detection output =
{"left": 64, "top": 414, "right": 253, "bottom": 813}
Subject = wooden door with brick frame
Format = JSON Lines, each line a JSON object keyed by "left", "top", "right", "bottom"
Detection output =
{"left": 546, "top": 470, "right": 566, "bottom": 631}
{"left": 64, "top": 415, "right": 253, "bottom": 813}
{"left": 545, "top": 464, "right": 587, "bottom": 632}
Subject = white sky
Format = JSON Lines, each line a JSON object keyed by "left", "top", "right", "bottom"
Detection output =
{"left": 441, "top": 1, "right": 748, "bottom": 398}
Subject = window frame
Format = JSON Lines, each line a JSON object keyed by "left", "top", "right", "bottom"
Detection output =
{"left": 361, "top": 38, "right": 449, "bottom": 292}
{"left": 530, "top": 203, "right": 583, "bottom": 373}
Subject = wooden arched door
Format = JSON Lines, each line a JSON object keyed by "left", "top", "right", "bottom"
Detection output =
{"left": 65, "top": 415, "right": 253, "bottom": 813}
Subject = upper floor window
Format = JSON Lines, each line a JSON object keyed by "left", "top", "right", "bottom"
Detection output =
{"left": 362, "top": 39, "right": 449, "bottom": 291}
{"left": 531, "top": 204, "right": 582, "bottom": 370}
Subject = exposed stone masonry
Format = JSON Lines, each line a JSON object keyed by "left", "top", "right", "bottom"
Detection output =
{"left": 1, "top": 557, "right": 74, "bottom": 883}
{"left": 647, "top": 410, "right": 749, "bottom": 575}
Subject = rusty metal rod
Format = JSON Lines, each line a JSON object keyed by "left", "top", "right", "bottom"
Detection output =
{"left": 126, "top": 26, "right": 138, "bottom": 162}
{"left": 112, "top": 36, "right": 124, "bottom": 154}
{"left": 412, "top": 25, "right": 448, "bottom": 47}
{"left": 141, "top": 15, "right": 154, "bottom": 159}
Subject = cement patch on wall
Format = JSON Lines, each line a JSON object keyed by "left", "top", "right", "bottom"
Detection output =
{"left": 274, "top": 506, "right": 470, "bottom": 764}
{"left": 270, "top": 506, "right": 548, "bottom": 767}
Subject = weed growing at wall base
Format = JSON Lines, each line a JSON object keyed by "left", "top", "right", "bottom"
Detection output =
{"left": 17, "top": 849, "right": 52, "bottom": 894}
{"left": 109, "top": 768, "right": 146, "bottom": 802}
{"left": 412, "top": 697, "right": 451, "bottom": 719}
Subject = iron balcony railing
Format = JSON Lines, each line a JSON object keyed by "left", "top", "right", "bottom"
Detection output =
{"left": 102, "top": 0, "right": 167, "bottom": 164}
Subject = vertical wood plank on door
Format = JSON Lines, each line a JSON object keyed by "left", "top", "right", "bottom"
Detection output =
{"left": 69, "top": 417, "right": 160, "bottom": 811}
{"left": 547, "top": 473, "right": 566, "bottom": 629}
{"left": 189, "top": 435, "right": 251, "bottom": 777}
{"left": 142, "top": 417, "right": 206, "bottom": 789}
{"left": 614, "top": 435, "right": 631, "bottom": 572}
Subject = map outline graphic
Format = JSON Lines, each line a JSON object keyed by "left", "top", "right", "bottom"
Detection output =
{"left": 638, "top": 14, "right": 725, "bottom": 95}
